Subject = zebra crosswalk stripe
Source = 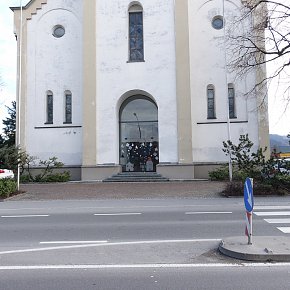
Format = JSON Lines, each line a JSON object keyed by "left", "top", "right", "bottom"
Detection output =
{"left": 264, "top": 218, "right": 290, "bottom": 224}
{"left": 254, "top": 207, "right": 290, "bottom": 234}
{"left": 277, "top": 227, "right": 290, "bottom": 234}
{"left": 255, "top": 211, "right": 290, "bottom": 216}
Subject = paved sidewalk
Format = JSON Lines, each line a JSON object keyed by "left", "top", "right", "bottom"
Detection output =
{"left": 7, "top": 181, "right": 227, "bottom": 201}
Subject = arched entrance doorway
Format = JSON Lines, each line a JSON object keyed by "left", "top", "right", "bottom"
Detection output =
{"left": 119, "top": 96, "right": 159, "bottom": 172}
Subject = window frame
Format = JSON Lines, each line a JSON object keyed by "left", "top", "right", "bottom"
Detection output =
{"left": 228, "top": 84, "right": 236, "bottom": 119}
{"left": 207, "top": 85, "right": 216, "bottom": 119}
{"left": 128, "top": 3, "right": 144, "bottom": 62}
{"left": 64, "top": 91, "right": 72, "bottom": 124}
{"left": 45, "top": 91, "right": 53, "bottom": 124}
{"left": 52, "top": 25, "right": 65, "bottom": 38}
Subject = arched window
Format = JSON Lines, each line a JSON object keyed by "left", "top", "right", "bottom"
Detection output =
{"left": 128, "top": 3, "right": 144, "bottom": 62}
{"left": 119, "top": 96, "right": 158, "bottom": 172}
{"left": 46, "top": 91, "right": 53, "bottom": 124}
{"left": 228, "top": 84, "right": 236, "bottom": 118}
{"left": 64, "top": 90, "right": 72, "bottom": 124}
{"left": 207, "top": 85, "right": 216, "bottom": 119}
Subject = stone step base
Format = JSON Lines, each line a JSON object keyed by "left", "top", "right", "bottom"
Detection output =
{"left": 103, "top": 172, "right": 169, "bottom": 182}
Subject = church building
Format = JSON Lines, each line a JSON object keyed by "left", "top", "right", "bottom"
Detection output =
{"left": 11, "top": 0, "right": 269, "bottom": 181}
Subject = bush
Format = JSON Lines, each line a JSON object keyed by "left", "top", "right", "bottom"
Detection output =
{"left": 20, "top": 156, "right": 70, "bottom": 182}
{"left": 209, "top": 166, "right": 229, "bottom": 180}
{"left": 41, "top": 172, "right": 70, "bottom": 183}
{"left": 20, "top": 174, "right": 30, "bottom": 183}
{"left": 222, "top": 180, "right": 287, "bottom": 197}
{"left": 0, "top": 145, "right": 20, "bottom": 171}
{"left": 209, "top": 134, "right": 290, "bottom": 196}
{"left": 0, "top": 178, "right": 17, "bottom": 199}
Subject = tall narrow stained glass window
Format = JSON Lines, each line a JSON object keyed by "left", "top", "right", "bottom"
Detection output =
{"left": 64, "top": 92, "right": 72, "bottom": 123}
{"left": 129, "top": 5, "right": 144, "bottom": 62}
{"left": 46, "top": 91, "right": 53, "bottom": 124}
{"left": 228, "top": 85, "right": 236, "bottom": 118}
{"left": 207, "top": 85, "right": 216, "bottom": 119}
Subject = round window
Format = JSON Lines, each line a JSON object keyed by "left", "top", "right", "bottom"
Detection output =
{"left": 212, "top": 16, "right": 224, "bottom": 30}
{"left": 53, "top": 25, "right": 65, "bottom": 38}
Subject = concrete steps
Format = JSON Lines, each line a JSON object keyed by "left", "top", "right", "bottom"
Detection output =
{"left": 103, "top": 172, "right": 169, "bottom": 182}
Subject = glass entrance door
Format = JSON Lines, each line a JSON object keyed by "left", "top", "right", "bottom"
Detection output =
{"left": 119, "top": 96, "right": 158, "bottom": 172}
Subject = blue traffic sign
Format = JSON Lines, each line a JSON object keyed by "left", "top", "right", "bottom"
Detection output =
{"left": 244, "top": 177, "right": 254, "bottom": 212}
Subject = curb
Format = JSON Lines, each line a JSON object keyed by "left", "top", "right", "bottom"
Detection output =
{"left": 219, "top": 236, "right": 290, "bottom": 262}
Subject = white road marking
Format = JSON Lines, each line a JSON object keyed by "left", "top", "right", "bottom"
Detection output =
{"left": 0, "top": 262, "right": 290, "bottom": 270}
{"left": 264, "top": 219, "right": 290, "bottom": 224}
{"left": 255, "top": 206, "right": 290, "bottom": 210}
{"left": 0, "top": 239, "right": 221, "bottom": 256}
{"left": 94, "top": 213, "right": 142, "bottom": 216}
{"left": 0, "top": 204, "right": 229, "bottom": 212}
{"left": 185, "top": 212, "right": 232, "bottom": 215}
{"left": 0, "top": 215, "right": 50, "bottom": 218}
{"left": 255, "top": 212, "right": 290, "bottom": 216}
{"left": 277, "top": 227, "right": 290, "bottom": 234}
{"left": 39, "top": 241, "right": 108, "bottom": 245}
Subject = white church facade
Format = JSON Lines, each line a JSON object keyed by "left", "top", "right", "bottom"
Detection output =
{"left": 12, "top": 0, "right": 269, "bottom": 181}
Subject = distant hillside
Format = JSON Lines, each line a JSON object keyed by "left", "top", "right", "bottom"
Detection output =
{"left": 270, "top": 134, "right": 289, "bottom": 148}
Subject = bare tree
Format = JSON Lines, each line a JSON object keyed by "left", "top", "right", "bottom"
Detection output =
{"left": 227, "top": 0, "right": 290, "bottom": 104}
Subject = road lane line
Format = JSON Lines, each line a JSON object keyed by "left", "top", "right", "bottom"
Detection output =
{"left": 39, "top": 241, "right": 108, "bottom": 244}
{"left": 255, "top": 212, "right": 290, "bottom": 216}
{"left": 255, "top": 206, "right": 290, "bottom": 210}
{"left": 94, "top": 213, "right": 142, "bottom": 216}
{"left": 0, "top": 239, "right": 221, "bottom": 256}
{"left": 0, "top": 204, "right": 230, "bottom": 212}
{"left": 277, "top": 227, "right": 290, "bottom": 234}
{"left": 264, "top": 219, "right": 290, "bottom": 224}
{"left": 185, "top": 212, "right": 232, "bottom": 215}
{"left": 1, "top": 215, "right": 50, "bottom": 218}
{"left": 0, "top": 262, "right": 290, "bottom": 270}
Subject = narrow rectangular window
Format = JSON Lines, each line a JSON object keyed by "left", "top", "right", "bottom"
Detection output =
{"left": 46, "top": 93, "right": 53, "bottom": 124}
{"left": 64, "top": 93, "right": 72, "bottom": 123}
{"left": 207, "top": 88, "right": 215, "bottom": 119}
{"left": 129, "top": 12, "right": 144, "bottom": 62}
{"left": 228, "top": 87, "right": 236, "bottom": 118}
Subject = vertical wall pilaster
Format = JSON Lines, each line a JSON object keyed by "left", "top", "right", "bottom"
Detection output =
{"left": 82, "top": 0, "right": 97, "bottom": 166}
{"left": 253, "top": 2, "right": 270, "bottom": 157}
{"left": 175, "top": 0, "right": 193, "bottom": 163}
{"left": 14, "top": 9, "right": 27, "bottom": 151}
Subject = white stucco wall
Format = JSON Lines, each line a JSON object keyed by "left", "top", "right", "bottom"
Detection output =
{"left": 26, "top": 0, "right": 83, "bottom": 165}
{"left": 22, "top": 0, "right": 264, "bottom": 171}
{"left": 96, "top": 0, "right": 178, "bottom": 165}
{"left": 189, "top": 0, "right": 259, "bottom": 162}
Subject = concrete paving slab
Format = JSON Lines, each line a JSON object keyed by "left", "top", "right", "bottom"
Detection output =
{"left": 219, "top": 236, "right": 290, "bottom": 262}
{"left": 5, "top": 181, "right": 227, "bottom": 201}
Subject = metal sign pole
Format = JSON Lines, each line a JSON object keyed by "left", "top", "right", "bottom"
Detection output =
{"left": 17, "top": 0, "right": 23, "bottom": 191}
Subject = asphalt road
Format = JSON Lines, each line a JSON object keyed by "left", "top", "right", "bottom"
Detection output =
{"left": 1, "top": 197, "right": 290, "bottom": 289}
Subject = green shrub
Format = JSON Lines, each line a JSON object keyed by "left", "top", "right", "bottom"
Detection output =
{"left": 42, "top": 172, "right": 70, "bottom": 183}
{"left": 0, "top": 178, "right": 17, "bottom": 199}
{"left": 209, "top": 166, "right": 229, "bottom": 180}
{"left": 222, "top": 181, "right": 287, "bottom": 197}
{"left": 20, "top": 155, "right": 70, "bottom": 183}
{"left": 20, "top": 174, "right": 30, "bottom": 183}
{"left": 209, "top": 134, "right": 290, "bottom": 196}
